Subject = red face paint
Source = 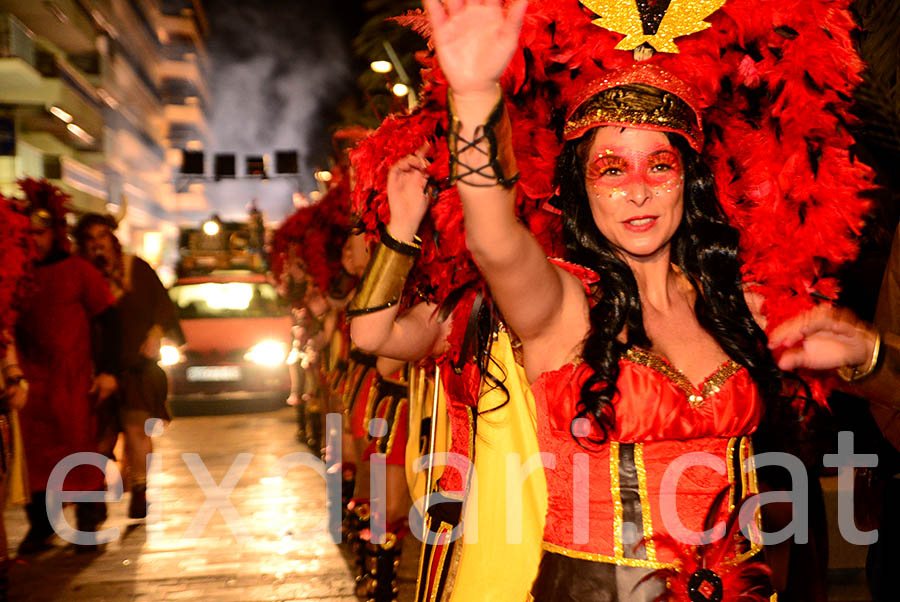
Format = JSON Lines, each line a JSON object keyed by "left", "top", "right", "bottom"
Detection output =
{"left": 581, "top": 127, "right": 686, "bottom": 262}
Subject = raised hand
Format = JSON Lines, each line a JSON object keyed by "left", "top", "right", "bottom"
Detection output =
{"left": 424, "top": 0, "right": 528, "bottom": 97}
{"left": 386, "top": 148, "right": 430, "bottom": 243}
{"left": 767, "top": 304, "right": 877, "bottom": 372}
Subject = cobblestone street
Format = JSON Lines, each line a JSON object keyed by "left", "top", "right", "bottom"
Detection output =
{"left": 5, "top": 408, "right": 418, "bottom": 601}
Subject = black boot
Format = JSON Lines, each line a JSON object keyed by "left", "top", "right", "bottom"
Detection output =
{"left": 346, "top": 500, "right": 370, "bottom": 598}
{"left": 306, "top": 409, "right": 323, "bottom": 456}
{"left": 74, "top": 501, "right": 107, "bottom": 552}
{"left": 128, "top": 484, "right": 147, "bottom": 519}
{"left": 363, "top": 528, "right": 405, "bottom": 602}
{"left": 0, "top": 557, "right": 7, "bottom": 602}
{"left": 18, "top": 492, "right": 54, "bottom": 555}
{"left": 295, "top": 396, "right": 308, "bottom": 444}
{"left": 341, "top": 464, "right": 356, "bottom": 523}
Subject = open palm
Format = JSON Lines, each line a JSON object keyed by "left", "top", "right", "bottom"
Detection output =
{"left": 424, "top": 0, "right": 528, "bottom": 95}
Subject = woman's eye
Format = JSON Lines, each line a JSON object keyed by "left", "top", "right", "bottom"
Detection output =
{"left": 601, "top": 167, "right": 623, "bottom": 177}
{"left": 649, "top": 163, "right": 673, "bottom": 173}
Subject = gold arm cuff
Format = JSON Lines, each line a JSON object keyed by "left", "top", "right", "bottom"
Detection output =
{"left": 347, "top": 241, "right": 416, "bottom": 317}
{"left": 838, "top": 330, "right": 883, "bottom": 383}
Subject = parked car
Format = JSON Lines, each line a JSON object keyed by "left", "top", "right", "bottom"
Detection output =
{"left": 162, "top": 270, "right": 292, "bottom": 414}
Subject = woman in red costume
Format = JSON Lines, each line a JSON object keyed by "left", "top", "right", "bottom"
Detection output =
{"left": 422, "top": 0, "right": 880, "bottom": 599}
{"left": 12, "top": 180, "right": 120, "bottom": 554}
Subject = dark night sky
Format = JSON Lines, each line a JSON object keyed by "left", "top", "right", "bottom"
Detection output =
{"left": 200, "top": 0, "right": 369, "bottom": 223}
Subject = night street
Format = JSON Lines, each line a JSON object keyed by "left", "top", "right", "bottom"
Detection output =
{"left": 4, "top": 408, "right": 417, "bottom": 601}
{"left": 1, "top": 0, "right": 899, "bottom": 600}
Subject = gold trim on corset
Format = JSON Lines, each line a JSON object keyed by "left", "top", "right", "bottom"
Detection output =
{"left": 726, "top": 437, "right": 738, "bottom": 514}
{"left": 725, "top": 437, "right": 764, "bottom": 566}
{"left": 633, "top": 443, "right": 657, "bottom": 563}
{"left": 609, "top": 441, "right": 624, "bottom": 558}
{"left": 625, "top": 348, "right": 693, "bottom": 398}
{"left": 624, "top": 347, "right": 742, "bottom": 408}
{"left": 541, "top": 541, "right": 674, "bottom": 570}
{"left": 700, "top": 361, "right": 743, "bottom": 398}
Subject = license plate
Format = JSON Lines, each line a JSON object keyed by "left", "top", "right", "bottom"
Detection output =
{"left": 186, "top": 366, "right": 241, "bottom": 382}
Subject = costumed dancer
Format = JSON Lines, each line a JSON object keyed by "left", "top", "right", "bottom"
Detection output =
{"left": 347, "top": 23, "right": 565, "bottom": 597}
{"left": 11, "top": 179, "right": 122, "bottom": 553}
{"left": 348, "top": 146, "right": 554, "bottom": 602}
{"left": 0, "top": 192, "right": 35, "bottom": 597}
{"left": 338, "top": 192, "right": 414, "bottom": 602}
{"left": 423, "top": 0, "right": 876, "bottom": 599}
{"left": 74, "top": 212, "right": 185, "bottom": 520}
{"left": 270, "top": 196, "right": 346, "bottom": 454}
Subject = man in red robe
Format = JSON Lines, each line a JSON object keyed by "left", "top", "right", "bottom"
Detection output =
{"left": 13, "top": 181, "right": 120, "bottom": 553}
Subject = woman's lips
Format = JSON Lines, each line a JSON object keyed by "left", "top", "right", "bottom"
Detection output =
{"left": 622, "top": 216, "right": 658, "bottom": 232}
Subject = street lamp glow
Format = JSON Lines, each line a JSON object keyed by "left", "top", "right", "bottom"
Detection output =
{"left": 315, "top": 170, "right": 332, "bottom": 182}
{"left": 159, "top": 344, "right": 181, "bottom": 367}
{"left": 392, "top": 83, "right": 409, "bottom": 97}
{"left": 66, "top": 123, "right": 95, "bottom": 144}
{"left": 370, "top": 60, "right": 392, "bottom": 74}
{"left": 202, "top": 220, "right": 220, "bottom": 236}
{"left": 49, "top": 106, "right": 73, "bottom": 123}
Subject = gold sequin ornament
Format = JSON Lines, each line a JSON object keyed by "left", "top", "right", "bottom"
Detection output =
{"left": 579, "top": 0, "right": 727, "bottom": 54}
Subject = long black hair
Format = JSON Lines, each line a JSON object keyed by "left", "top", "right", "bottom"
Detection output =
{"left": 555, "top": 130, "right": 794, "bottom": 445}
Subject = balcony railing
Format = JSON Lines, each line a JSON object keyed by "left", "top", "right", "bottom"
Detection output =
{"left": 0, "top": 14, "right": 36, "bottom": 68}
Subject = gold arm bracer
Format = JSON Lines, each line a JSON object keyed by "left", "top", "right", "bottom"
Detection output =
{"left": 347, "top": 228, "right": 420, "bottom": 317}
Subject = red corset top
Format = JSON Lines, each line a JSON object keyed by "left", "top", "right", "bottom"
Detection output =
{"left": 532, "top": 348, "right": 763, "bottom": 567}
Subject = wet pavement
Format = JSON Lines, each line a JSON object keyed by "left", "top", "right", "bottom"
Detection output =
{"left": 6, "top": 407, "right": 418, "bottom": 601}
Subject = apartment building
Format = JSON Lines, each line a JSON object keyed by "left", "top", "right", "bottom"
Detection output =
{"left": 0, "top": 0, "right": 212, "bottom": 268}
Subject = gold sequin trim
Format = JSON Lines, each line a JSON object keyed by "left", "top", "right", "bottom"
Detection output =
{"left": 633, "top": 443, "right": 657, "bottom": 563}
{"left": 609, "top": 441, "right": 624, "bottom": 558}
{"left": 541, "top": 541, "right": 674, "bottom": 570}
{"left": 625, "top": 347, "right": 694, "bottom": 399}
{"left": 624, "top": 347, "right": 742, "bottom": 409}
{"left": 726, "top": 436, "right": 738, "bottom": 513}
{"left": 700, "top": 360, "right": 743, "bottom": 399}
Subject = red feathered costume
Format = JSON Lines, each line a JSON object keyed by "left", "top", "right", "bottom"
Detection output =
{"left": 351, "top": 1, "right": 874, "bottom": 600}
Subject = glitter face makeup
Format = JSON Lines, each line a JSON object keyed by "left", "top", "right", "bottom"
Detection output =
{"left": 583, "top": 127, "right": 685, "bottom": 261}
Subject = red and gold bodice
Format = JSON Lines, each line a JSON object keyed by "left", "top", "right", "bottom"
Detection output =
{"left": 533, "top": 347, "right": 763, "bottom": 568}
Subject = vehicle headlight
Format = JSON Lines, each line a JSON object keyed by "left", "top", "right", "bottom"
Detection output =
{"left": 244, "top": 340, "right": 287, "bottom": 366}
{"left": 159, "top": 344, "right": 182, "bottom": 367}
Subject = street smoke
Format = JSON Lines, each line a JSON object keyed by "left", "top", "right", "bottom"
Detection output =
{"left": 203, "top": 0, "right": 357, "bottom": 223}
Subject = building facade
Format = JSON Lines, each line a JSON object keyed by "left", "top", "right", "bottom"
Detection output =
{"left": 0, "top": 0, "right": 212, "bottom": 270}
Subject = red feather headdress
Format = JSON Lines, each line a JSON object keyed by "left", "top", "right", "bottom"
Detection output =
{"left": 15, "top": 177, "right": 72, "bottom": 252}
{"left": 0, "top": 187, "right": 38, "bottom": 355}
{"left": 270, "top": 166, "right": 351, "bottom": 298}
{"left": 353, "top": 0, "right": 875, "bottom": 392}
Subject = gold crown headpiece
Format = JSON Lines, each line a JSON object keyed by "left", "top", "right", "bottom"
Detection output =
{"left": 563, "top": 63, "right": 703, "bottom": 151}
